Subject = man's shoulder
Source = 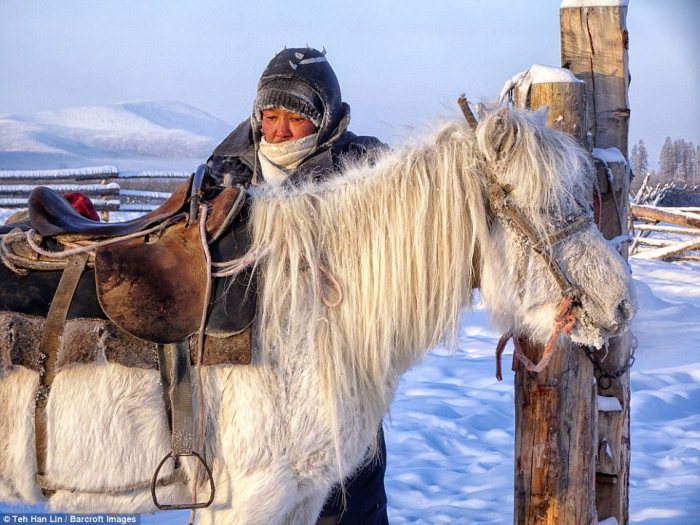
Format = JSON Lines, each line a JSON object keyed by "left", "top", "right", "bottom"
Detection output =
{"left": 333, "top": 131, "right": 388, "bottom": 158}
{"left": 212, "top": 119, "right": 255, "bottom": 158}
{"left": 207, "top": 119, "right": 257, "bottom": 186}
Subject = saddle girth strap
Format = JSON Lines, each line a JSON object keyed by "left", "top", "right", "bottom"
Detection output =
{"left": 35, "top": 252, "right": 90, "bottom": 496}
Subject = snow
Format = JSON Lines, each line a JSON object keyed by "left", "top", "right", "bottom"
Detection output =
{"left": 1, "top": 219, "right": 699, "bottom": 523}
{"left": 0, "top": 166, "right": 118, "bottom": 180}
{"left": 0, "top": 102, "right": 231, "bottom": 170}
{"left": 561, "top": 0, "right": 629, "bottom": 7}
{"left": 117, "top": 170, "right": 190, "bottom": 179}
{"left": 593, "top": 147, "right": 628, "bottom": 165}
{"left": 0, "top": 183, "right": 120, "bottom": 194}
{"left": 598, "top": 395, "right": 623, "bottom": 412}
{"left": 499, "top": 64, "right": 583, "bottom": 105}
{"left": 119, "top": 189, "right": 173, "bottom": 200}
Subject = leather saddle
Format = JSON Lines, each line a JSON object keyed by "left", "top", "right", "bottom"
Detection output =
{"left": 27, "top": 165, "right": 250, "bottom": 345}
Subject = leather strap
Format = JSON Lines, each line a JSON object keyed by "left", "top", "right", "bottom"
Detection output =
{"left": 35, "top": 252, "right": 89, "bottom": 495}
{"left": 152, "top": 340, "right": 215, "bottom": 510}
{"left": 159, "top": 341, "right": 195, "bottom": 455}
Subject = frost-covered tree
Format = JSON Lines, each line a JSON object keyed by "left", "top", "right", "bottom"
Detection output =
{"left": 658, "top": 137, "right": 675, "bottom": 183}
{"left": 673, "top": 139, "right": 690, "bottom": 183}
{"left": 630, "top": 139, "right": 649, "bottom": 178}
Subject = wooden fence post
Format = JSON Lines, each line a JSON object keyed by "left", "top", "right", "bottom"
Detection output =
{"left": 561, "top": 2, "right": 632, "bottom": 524}
{"left": 512, "top": 74, "right": 597, "bottom": 525}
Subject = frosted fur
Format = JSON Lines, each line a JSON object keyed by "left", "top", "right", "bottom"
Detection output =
{"left": 250, "top": 123, "right": 483, "bottom": 440}
{"left": 0, "top": 108, "right": 635, "bottom": 524}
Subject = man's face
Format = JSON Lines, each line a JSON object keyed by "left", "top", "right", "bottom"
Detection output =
{"left": 261, "top": 108, "right": 318, "bottom": 143}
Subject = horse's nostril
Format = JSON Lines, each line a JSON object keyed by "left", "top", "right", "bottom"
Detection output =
{"left": 616, "top": 299, "right": 634, "bottom": 323}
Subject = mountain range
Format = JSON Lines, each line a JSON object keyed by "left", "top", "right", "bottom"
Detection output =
{"left": 0, "top": 101, "right": 233, "bottom": 171}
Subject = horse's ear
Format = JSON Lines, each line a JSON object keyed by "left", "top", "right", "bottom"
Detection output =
{"left": 492, "top": 107, "right": 518, "bottom": 161}
{"left": 495, "top": 107, "right": 510, "bottom": 125}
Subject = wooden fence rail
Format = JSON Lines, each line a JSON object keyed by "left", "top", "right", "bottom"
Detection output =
{"left": 0, "top": 166, "right": 190, "bottom": 218}
{"left": 630, "top": 204, "right": 700, "bottom": 260}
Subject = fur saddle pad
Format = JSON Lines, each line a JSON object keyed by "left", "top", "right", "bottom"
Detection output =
{"left": 0, "top": 312, "right": 251, "bottom": 379}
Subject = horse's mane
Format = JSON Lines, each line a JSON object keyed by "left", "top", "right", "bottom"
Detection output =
{"left": 247, "top": 108, "right": 593, "bottom": 469}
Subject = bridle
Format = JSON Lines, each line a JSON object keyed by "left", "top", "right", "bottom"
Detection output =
{"left": 485, "top": 177, "right": 593, "bottom": 377}
{"left": 482, "top": 170, "right": 593, "bottom": 305}
{"left": 457, "top": 96, "right": 593, "bottom": 375}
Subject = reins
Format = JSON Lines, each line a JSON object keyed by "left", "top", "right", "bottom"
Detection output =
{"left": 495, "top": 294, "right": 578, "bottom": 381}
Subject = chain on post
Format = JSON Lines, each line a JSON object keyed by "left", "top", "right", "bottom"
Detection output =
{"left": 581, "top": 334, "right": 637, "bottom": 390}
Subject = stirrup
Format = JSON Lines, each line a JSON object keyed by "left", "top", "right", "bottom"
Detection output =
{"left": 151, "top": 451, "right": 215, "bottom": 510}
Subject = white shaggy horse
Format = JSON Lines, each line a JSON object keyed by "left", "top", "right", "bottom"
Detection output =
{"left": 0, "top": 108, "right": 635, "bottom": 524}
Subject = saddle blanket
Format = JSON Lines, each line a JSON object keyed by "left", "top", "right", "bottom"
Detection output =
{"left": 0, "top": 311, "right": 251, "bottom": 378}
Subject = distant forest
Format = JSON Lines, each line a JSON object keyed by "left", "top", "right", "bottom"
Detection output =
{"left": 630, "top": 137, "right": 699, "bottom": 193}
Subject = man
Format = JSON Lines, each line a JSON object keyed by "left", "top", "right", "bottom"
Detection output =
{"left": 207, "top": 47, "right": 389, "bottom": 525}
{"left": 208, "top": 46, "right": 385, "bottom": 188}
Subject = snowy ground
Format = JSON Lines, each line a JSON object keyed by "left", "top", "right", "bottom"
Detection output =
{"left": 0, "top": 210, "right": 698, "bottom": 523}
{"left": 383, "top": 256, "right": 700, "bottom": 525}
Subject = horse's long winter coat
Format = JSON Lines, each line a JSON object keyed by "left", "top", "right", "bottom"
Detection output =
{"left": 0, "top": 109, "right": 635, "bottom": 524}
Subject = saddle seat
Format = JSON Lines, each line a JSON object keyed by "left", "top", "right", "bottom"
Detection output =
{"left": 28, "top": 167, "right": 242, "bottom": 242}
{"left": 25, "top": 166, "right": 250, "bottom": 344}
{"left": 28, "top": 182, "right": 189, "bottom": 239}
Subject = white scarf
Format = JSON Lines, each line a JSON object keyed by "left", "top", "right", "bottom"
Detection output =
{"left": 257, "top": 152, "right": 289, "bottom": 187}
{"left": 258, "top": 133, "right": 318, "bottom": 180}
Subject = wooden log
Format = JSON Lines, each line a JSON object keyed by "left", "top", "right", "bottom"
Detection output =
{"left": 0, "top": 183, "right": 120, "bottom": 197}
{"left": 633, "top": 223, "right": 700, "bottom": 236}
{"left": 562, "top": 3, "right": 632, "bottom": 522}
{"left": 528, "top": 82, "right": 587, "bottom": 146}
{"left": 0, "top": 166, "right": 119, "bottom": 181}
{"left": 596, "top": 163, "right": 629, "bottom": 245}
{"left": 513, "top": 79, "right": 597, "bottom": 524}
{"left": 632, "top": 237, "right": 673, "bottom": 248}
{"left": 668, "top": 254, "right": 700, "bottom": 262}
{"left": 630, "top": 204, "right": 700, "bottom": 229}
{"left": 514, "top": 341, "right": 597, "bottom": 524}
{"left": 595, "top": 160, "right": 628, "bottom": 194}
{"left": 665, "top": 207, "right": 700, "bottom": 215}
{"left": 633, "top": 237, "right": 700, "bottom": 260}
{"left": 560, "top": 3, "right": 630, "bottom": 155}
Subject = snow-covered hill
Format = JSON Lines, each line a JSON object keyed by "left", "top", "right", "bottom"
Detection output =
{"left": 0, "top": 101, "right": 232, "bottom": 170}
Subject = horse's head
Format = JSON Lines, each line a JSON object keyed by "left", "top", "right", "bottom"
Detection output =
{"left": 473, "top": 108, "right": 635, "bottom": 348}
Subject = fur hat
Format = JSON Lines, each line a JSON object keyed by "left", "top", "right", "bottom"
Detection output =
{"left": 252, "top": 47, "right": 344, "bottom": 146}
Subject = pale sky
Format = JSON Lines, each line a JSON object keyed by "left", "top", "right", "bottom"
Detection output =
{"left": 1, "top": 0, "right": 698, "bottom": 164}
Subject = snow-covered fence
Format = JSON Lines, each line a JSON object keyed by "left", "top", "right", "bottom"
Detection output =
{"left": 630, "top": 204, "right": 700, "bottom": 260}
{"left": 0, "top": 165, "right": 119, "bottom": 181}
{"left": 0, "top": 165, "right": 190, "bottom": 219}
{"left": 0, "top": 182, "right": 121, "bottom": 212}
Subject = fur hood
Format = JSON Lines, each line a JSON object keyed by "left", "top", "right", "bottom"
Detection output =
{"left": 251, "top": 47, "right": 347, "bottom": 149}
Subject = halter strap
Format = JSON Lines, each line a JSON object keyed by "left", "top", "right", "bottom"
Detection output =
{"left": 482, "top": 172, "right": 590, "bottom": 300}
